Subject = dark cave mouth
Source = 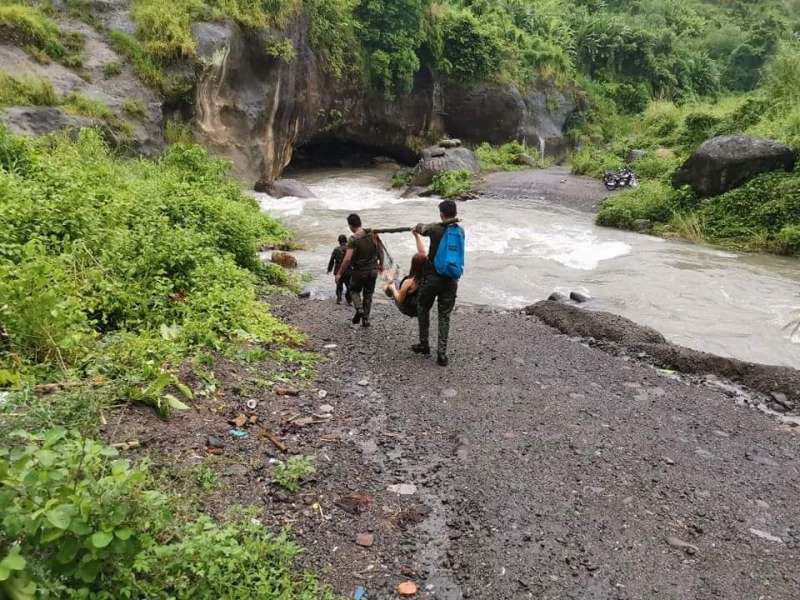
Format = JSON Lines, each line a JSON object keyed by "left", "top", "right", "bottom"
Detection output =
{"left": 286, "top": 136, "right": 418, "bottom": 171}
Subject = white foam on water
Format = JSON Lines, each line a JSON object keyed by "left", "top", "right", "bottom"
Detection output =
{"left": 465, "top": 221, "right": 631, "bottom": 270}
{"left": 255, "top": 193, "right": 307, "bottom": 217}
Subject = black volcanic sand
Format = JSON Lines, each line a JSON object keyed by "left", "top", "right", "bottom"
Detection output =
{"left": 270, "top": 294, "right": 800, "bottom": 600}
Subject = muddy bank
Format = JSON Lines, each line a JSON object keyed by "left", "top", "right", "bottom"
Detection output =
{"left": 526, "top": 300, "right": 800, "bottom": 412}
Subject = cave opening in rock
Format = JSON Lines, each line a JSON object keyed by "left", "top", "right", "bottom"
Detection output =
{"left": 286, "top": 136, "right": 418, "bottom": 172}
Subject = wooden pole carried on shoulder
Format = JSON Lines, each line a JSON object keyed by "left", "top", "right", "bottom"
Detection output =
{"left": 366, "top": 217, "right": 460, "bottom": 235}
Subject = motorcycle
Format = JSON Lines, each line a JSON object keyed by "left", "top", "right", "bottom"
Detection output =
{"left": 603, "top": 166, "right": 639, "bottom": 190}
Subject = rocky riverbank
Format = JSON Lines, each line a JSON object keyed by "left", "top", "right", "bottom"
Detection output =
{"left": 269, "top": 295, "right": 800, "bottom": 598}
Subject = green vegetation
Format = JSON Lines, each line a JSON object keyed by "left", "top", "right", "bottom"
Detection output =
{"left": 0, "top": 72, "right": 133, "bottom": 139}
{"left": 272, "top": 455, "right": 316, "bottom": 493}
{"left": 0, "top": 127, "right": 327, "bottom": 597}
{"left": 165, "top": 118, "right": 195, "bottom": 144}
{"left": 0, "top": 429, "right": 333, "bottom": 598}
{"left": 475, "top": 141, "right": 550, "bottom": 172}
{"left": 429, "top": 169, "right": 473, "bottom": 198}
{"left": 0, "top": 3, "right": 64, "bottom": 59}
{"left": 591, "top": 40, "right": 800, "bottom": 255}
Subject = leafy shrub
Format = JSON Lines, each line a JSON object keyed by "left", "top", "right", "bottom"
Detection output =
{"left": 272, "top": 455, "right": 316, "bottom": 493}
{"left": 601, "top": 81, "right": 650, "bottom": 114}
{"left": 630, "top": 153, "right": 680, "bottom": 181}
{"left": 571, "top": 144, "right": 622, "bottom": 177}
{"left": 0, "top": 430, "right": 334, "bottom": 598}
{"left": 122, "top": 99, "right": 147, "bottom": 119}
{"left": 108, "top": 31, "right": 166, "bottom": 90}
{"left": 0, "top": 128, "right": 297, "bottom": 400}
{"left": 0, "top": 429, "right": 169, "bottom": 597}
{"left": 776, "top": 224, "right": 800, "bottom": 255}
{"left": 679, "top": 112, "right": 723, "bottom": 148}
{"left": 429, "top": 170, "right": 473, "bottom": 198}
{"left": 475, "top": 142, "right": 528, "bottom": 172}
{"left": 596, "top": 181, "right": 676, "bottom": 229}
{"left": 438, "top": 7, "right": 504, "bottom": 82}
{"left": 641, "top": 100, "right": 682, "bottom": 140}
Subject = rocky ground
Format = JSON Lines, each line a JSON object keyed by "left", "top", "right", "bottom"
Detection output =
{"left": 266, "top": 294, "right": 800, "bottom": 599}
{"left": 478, "top": 166, "right": 611, "bottom": 213}
{"left": 105, "top": 287, "right": 800, "bottom": 600}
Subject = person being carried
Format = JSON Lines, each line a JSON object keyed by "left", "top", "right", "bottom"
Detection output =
{"left": 384, "top": 230, "right": 427, "bottom": 318}
{"left": 336, "top": 213, "right": 383, "bottom": 328}
{"left": 413, "top": 200, "right": 465, "bottom": 367}
{"left": 327, "top": 234, "right": 351, "bottom": 304}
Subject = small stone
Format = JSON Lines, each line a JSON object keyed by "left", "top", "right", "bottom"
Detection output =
{"left": 206, "top": 435, "right": 225, "bottom": 449}
{"left": 355, "top": 533, "right": 374, "bottom": 547}
{"left": 387, "top": 483, "right": 417, "bottom": 495}
{"left": 323, "top": 344, "right": 337, "bottom": 349}
{"left": 357, "top": 379, "right": 369, "bottom": 387}
{"left": 275, "top": 386, "right": 300, "bottom": 396}
{"left": 756, "top": 499, "right": 770, "bottom": 509}
{"left": 441, "top": 388, "right": 458, "bottom": 399}
{"left": 622, "top": 496, "right": 634, "bottom": 505}
{"left": 662, "top": 456, "right": 675, "bottom": 465}
{"left": 318, "top": 389, "right": 328, "bottom": 399}
{"left": 713, "top": 430, "right": 730, "bottom": 438}
{"left": 570, "top": 291, "right": 590, "bottom": 303}
{"left": 398, "top": 581, "right": 417, "bottom": 596}
{"left": 319, "top": 403, "right": 334, "bottom": 413}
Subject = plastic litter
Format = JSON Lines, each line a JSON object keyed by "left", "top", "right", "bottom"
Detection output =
{"left": 229, "top": 428, "right": 248, "bottom": 438}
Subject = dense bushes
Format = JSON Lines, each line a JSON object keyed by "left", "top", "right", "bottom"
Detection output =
{"left": 0, "top": 128, "right": 299, "bottom": 406}
{"left": 0, "top": 429, "right": 333, "bottom": 599}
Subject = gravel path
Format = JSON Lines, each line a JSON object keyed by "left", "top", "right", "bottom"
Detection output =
{"left": 272, "top": 295, "right": 800, "bottom": 600}
{"left": 478, "top": 167, "right": 611, "bottom": 212}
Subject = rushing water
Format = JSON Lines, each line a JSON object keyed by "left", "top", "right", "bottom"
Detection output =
{"left": 257, "top": 168, "right": 800, "bottom": 368}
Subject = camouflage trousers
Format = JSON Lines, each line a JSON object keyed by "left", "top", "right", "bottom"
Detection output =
{"left": 417, "top": 273, "right": 458, "bottom": 355}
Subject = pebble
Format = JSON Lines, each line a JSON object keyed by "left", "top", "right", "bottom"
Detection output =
{"left": 662, "top": 457, "right": 675, "bottom": 465}
{"left": 318, "top": 389, "right": 328, "bottom": 399}
{"left": 358, "top": 379, "right": 369, "bottom": 386}
{"left": 441, "top": 388, "right": 458, "bottom": 399}
{"left": 387, "top": 483, "right": 417, "bottom": 495}
{"left": 756, "top": 499, "right": 770, "bottom": 509}
{"left": 207, "top": 435, "right": 225, "bottom": 449}
{"left": 323, "top": 344, "right": 337, "bottom": 349}
{"left": 319, "top": 404, "right": 334, "bottom": 413}
{"left": 355, "top": 532, "right": 374, "bottom": 547}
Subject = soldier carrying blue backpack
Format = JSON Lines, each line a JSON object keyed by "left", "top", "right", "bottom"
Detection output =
{"left": 413, "top": 200, "right": 465, "bottom": 367}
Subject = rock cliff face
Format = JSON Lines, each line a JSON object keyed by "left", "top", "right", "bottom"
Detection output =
{"left": 0, "top": 3, "right": 579, "bottom": 184}
{"left": 191, "top": 17, "right": 578, "bottom": 185}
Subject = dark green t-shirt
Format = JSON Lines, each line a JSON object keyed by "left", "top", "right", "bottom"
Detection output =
{"left": 347, "top": 231, "right": 380, "bottom": 272}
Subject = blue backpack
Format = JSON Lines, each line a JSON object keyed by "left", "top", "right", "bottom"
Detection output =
{"left": 433, "top": 224, "right": 465, "bottom": 279}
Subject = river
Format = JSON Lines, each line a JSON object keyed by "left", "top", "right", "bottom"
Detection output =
{"left": 257, "top": 168, "right": 800, "bottom": 368}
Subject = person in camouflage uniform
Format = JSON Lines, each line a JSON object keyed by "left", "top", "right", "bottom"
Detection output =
{"left": 327, "top": 234, "right": 351, "bottom": 304}
{"left": 413, "top": 199, "right": 461, "bottom": 367}
{"left": 336, "top": 213, "right": 383, "bottom": 328}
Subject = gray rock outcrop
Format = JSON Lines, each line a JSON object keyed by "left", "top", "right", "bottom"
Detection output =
{"left": 410, "top": 145, "right": 479, "bottom": 186}
{"left": 672, "top": 135, "right": 796, "bottom": 197}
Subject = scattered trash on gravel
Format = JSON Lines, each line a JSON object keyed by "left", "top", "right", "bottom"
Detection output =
{"left": 228, "top": 428, "right": 248, "bottom": 438}
{"left": 397, "top": 581, "right": 417, "bottom": 596}
{"left": 387, "top": 483, "right": 417, "bottom": 495}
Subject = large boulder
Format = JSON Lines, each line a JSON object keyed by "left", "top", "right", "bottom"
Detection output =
{"left": 256, "top": 178, "right": 315, "bottom": 198}
{"left": 672, "top": 135, "right": 796, "bottom": 197}
{"left": 410, "top": 146, "right": 479, "bottom": 186}
{"left": 441, "top": 83, "right": 578, "bottom": 160}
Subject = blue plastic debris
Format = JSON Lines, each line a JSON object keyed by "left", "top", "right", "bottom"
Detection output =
{"left": 353, "top": 585, "right": 366, "bottom": 600}
{"left": 229, "top": 428, "right": 248, "bottom": 438}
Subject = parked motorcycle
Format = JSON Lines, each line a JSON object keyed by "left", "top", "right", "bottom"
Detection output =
{"left": 603, "top": 166, "right": 639, "bottom": 190}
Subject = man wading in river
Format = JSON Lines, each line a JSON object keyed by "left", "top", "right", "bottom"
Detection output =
{"left": 337, "top": 213, "right": 383, "bottom": 328}
{"left": 414, "top": 200, "right": 465, "bottom": 367}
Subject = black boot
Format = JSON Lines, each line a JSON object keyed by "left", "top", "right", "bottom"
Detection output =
{"left": 437, "top": 353, "right": 449, "bottom": 367}
{"left": 352, "top": 311, "right": 362, "bottom": 324}
{"left": 411, "top": 343, "right": 431, "bottom": 355}
{"left": 361, "top": 316, "right": 371, "bottom": 328}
